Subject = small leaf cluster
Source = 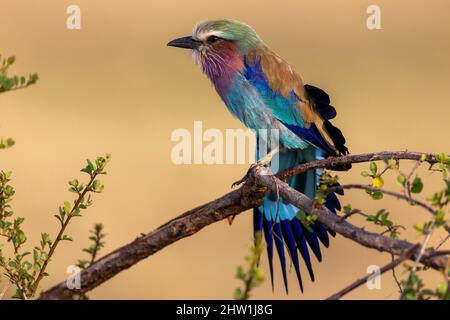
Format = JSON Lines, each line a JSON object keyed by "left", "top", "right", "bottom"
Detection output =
{"left": 397, "top": 174, "right": 423, "bottom": 194}
{"left": 367, "top": 209, "right": 403, "bottom": 239}
{"left": 412, "top": 155, "right": 449, "bottom": 236}
{"left": 435, "top": 153, "right": 450, "bottom": 180}
{"left": 76, "top": 223, "right": 106, "bottom": 269}
{"left": 314, "top": 169, "right": 340, "bottom": 206}
{"left": 54, "top": 155, "right": 111, "bottom": 227}
{"left": 0, "top": 54, "right": 38, "bottom": 151}
{"left": 342, "top": 205, "right": 403, "bottom": 239}
{"left": 402, "top": 268, "right": 449, "bottom": 300}
{"left": 302, "top": 170, "right": 340, "bottom": 231}
{"left": 234, "top": 232, "right": 264, "bottom": 300}
{"left": 72, "top": 223, "right": 106, "bottom": 300}
{"left": 427, "top": 154, "right": 450, "bottom": 209}
{"left": 296, "top": 210, "right": 318, "bottom": 232}
{"left": 0, "top": 55, "right": 38, "bottom": 94}
{"left": 0, "top": 171, "right": 34, "bottom": 298}
{"left": 361, "top": 161, "right": 384, "bottom": 200}
{"left": 0, "top": 137, "right": 15, "bottom": 150}
{"left": 403, "top": 153, "right": 449, "bottom": 300}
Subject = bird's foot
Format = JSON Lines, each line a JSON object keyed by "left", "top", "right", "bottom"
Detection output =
{"left": 231, "top": 163, "right": 258, "bottom": 188}
{"left": 231, "top": 148, "right": 279, "bottom": 188}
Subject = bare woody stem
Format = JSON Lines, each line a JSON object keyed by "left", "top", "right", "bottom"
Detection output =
{"left": 38, "top": 151, "right": 448, "bottom": 300}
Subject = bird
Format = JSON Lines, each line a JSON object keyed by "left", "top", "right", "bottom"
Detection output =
{"left": 168, "top": 19, "right": 350, "bottom": 293}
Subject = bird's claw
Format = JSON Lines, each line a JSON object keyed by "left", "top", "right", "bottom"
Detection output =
{"left": 231, "top": 163, "right": 256, "bottom": 188}
{"left": 231, "top": 157, "right": 273, "bottom": 188}
{"left": 231, "top": 148, "right": 279, "bottom": 188}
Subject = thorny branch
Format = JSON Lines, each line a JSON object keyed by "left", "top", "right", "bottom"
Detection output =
{"left": 39, "top": 151, "right": 449, "bottom": 300}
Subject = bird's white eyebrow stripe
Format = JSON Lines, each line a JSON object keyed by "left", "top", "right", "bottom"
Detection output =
{"left": 193, "top": 30, "right": 227, "bottom": 41}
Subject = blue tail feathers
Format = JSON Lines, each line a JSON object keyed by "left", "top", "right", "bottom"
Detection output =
{"left": 253, "top": 147, "right": 343, "bottom": 293}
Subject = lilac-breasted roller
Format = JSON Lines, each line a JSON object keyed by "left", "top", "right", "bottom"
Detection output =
{"left": 168, "top": 19, "right": 350, "bottom": 293}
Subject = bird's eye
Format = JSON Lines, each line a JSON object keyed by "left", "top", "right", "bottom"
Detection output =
{"left": 206, "top": 35, "right": 220, "bottom": 44}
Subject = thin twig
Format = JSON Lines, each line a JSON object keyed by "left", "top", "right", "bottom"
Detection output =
{"left": 333, "top": 185, "right": 436, "bottom": 217}
{"left": 329, "top": 184, "right": 450, "bottom": 234}
{"left": 238, "top": 234, "right": 264, "bottom": 300}
{"left": 400, "top": 222, "right": 436, "bottom": 299}
{"left": 30, "top": 173, "right": 98, "bottom": 297}
{"left": 436, "top": 234, "right": 450, "bottom": 250}
{"left": 0, "top": 281, "right": 11, "bottom": 300}
{"left": 326, "top": 244, "right": 420, "bottom": 300}
{"left": 390, "top": 253, "right": 403, "bottom": 293}
{"left": 404, "top": 160, "right": 421, "bottom": 200}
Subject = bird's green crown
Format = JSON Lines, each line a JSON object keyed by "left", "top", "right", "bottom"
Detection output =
{"left": 192, "top": 19, "right": 264, "bottom": 52}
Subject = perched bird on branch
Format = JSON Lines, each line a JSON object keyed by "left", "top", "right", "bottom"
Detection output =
{"left": 168, "top": 19, "right": 350, "bottom": 293}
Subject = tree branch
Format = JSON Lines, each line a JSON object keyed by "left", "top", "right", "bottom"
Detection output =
{"left": 326, "top": 243, "right": 421, "bottom": 300}
{"left": 330, "top": 184, "right": 450, "bottom": 234}
{"left": 39, "top": 187, "right": 264, "bottom": 300}
{"left": 256, "top": 174, "right": 447, "bottom": 271}
{"left": 277, "top": 151, "right": 439, "bottom": 180}
{"left": 38, "top": 151, "right": 447, "bottom": 300}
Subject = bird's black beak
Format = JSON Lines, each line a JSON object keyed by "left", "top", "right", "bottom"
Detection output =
{"left": 167, "top": 36, "right": 201, "bottom": 49}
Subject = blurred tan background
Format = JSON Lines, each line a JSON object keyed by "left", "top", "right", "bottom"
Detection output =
{"left": 0, "top": 0, "right": 449, "bottom": 299}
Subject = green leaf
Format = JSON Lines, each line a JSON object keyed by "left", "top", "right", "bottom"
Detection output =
{"left": 233, "top": 287, "right": 242, "bottom": 300}
{"left": 370, "top": 162, "right": 378, "bottom": 175}
{"left": 68, "top": 179, "right": 79, "bottom": 187}
{"left": 63, "top": 201, "right": 72, "bottom": 214}
{"left": 361, "top": 171, "right": 370, "bottom": 177}
{"left": 435, "top": 209, "right": 446, "bottom": 226}
{"left": 81, "top": 159, "right": 96, "bottom": 174}
{"left": 14, "top": 229, "right": 27, "bottom": 246}
{"left": 236, "top": 266, "right": 246, "bottom": 280}
{"left": 343, "top": 205, "right": 352, "bottom": 214}
{"left": 92, "top": 180, "right": 104, "bottom": 193}
{"left": 22, "top": 261, "right": 32, "bottom": 271}
{"left": 33, "top": 262, "right": 41, "bottom": 272}
{"left": 62, "top": 235, "right": 73, "bottom": 241}
{"left": 254, "top": 267, "right": 264, "bottom": 282}
{"left": 420, "top": 289, "right": 434, "bottom": 296}
{"left": 438, "top": 153, "right": 450, "bottom": 164}
{"left": 41, "top": 252, "right": 49, "bottom": 261}
{"left": 437, "top": 282, "right": 448, "bottom": 296}
{"left": 397, "top": 174, "right": 407, "bottom": 187}
{"left": 7, "top": 56, "right": 16, "bottom": 65}
{"left": 4, "top": 210, "right": 13, "bottom": 217}
{"left": 76, "top": 260, "right": 89, "bottom": 269}
{"left": 371, "top": 191, "right": 384, "bottom": 200}
{"left": 411, "top": 177, "right": 423, "bottom": 194}
{"left": 41, "top": 232, "right": 51, "bottom": 246}
{"left": 71, "top": 209, "right": 82, "bottom": 217}
{"left": 54, "top": 214, "right": 63, "bottom": 223}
